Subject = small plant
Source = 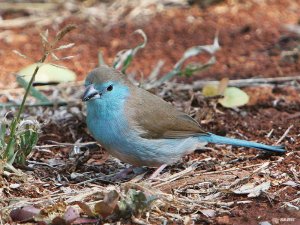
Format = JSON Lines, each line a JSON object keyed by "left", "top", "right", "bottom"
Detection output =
{"left": 0, "top": 25, "right": 76, "bottom": 173}
{"left": 0, "top": 118, "right": 40, "bottom": 166}
{"left": 110, "top": 29, "right": 220, "bottom": 90}
{"left": 117, "top": 189, "right": 157, "bottom": 218}
{"left": 113, "top": 29, "right": 147, "bottom": 74}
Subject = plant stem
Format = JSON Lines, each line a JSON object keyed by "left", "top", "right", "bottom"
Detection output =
{"left": 4, "top": 54, "right": 47, "bottom": 158}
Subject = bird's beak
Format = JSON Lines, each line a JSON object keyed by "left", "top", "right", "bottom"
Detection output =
{"left": 82, "top": 84, "right": 100, "bottom": 102}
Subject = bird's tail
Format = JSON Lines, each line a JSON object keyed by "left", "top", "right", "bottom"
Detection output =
{"left": 199, "top": 133, "right": 285, "bottom": 153}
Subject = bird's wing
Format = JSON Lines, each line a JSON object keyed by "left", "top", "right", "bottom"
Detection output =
{"left": 125, "top": 87, "right": 207, "bottom": 139}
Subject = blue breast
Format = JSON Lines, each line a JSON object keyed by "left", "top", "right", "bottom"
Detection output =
{"left": 86, "top": 93, "right": 130, "bottom": 145}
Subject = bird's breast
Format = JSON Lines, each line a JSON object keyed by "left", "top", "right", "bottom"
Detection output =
{"left": 86, "top": 101, "right": 130, "bottom": 146}
{"left": 86, "top": 104, "right": 149, "bottom": 166}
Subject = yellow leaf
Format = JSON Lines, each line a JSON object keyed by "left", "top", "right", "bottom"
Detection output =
{"left": 18, "top": 63, "right": 76, "bottom": 84}
{"left": 202, "top": 84, "right": 218, "bottom": 97}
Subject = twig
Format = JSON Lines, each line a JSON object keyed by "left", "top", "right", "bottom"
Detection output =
{"left": 276, "top": 125, "right": 293, "bottom": 145}
{"left": 131, "top": 215, "right": 150, "bottom": 225}
{"left": 76, "top": 176, "right": 114, "bottom": 185}
{"left": 0, "top": 101, "right": 70, "bottom": 108}
{"left": 201, "top": 162, "right": 266, "bottom": 175}
{"left": 266, "top": 129, "right": 274, "bottom": 138}
{"left": 0, "top": 2, "right": 57, "bottom": 11}
{"left": 27, "top": 160, "right": 54, "bottom": 168}
{"left": 0, "top": 16, "right": 59, "bottom": 28}
{"left": 227, "top": 162, "right": 270, "bottom": 189}
{"left": 2, "top": 186, "right": 104, "bottom": 211}
{"left": 152, "top": 162, "right": 266, "bottom": 188}
{"left": 0, "top": 17, "right": 42, "bottom": 28}
{"left": 176, "top": 76, "right": 300, "bottom": 91}
{"left": 152, "top": 162, "right": 200, "bottom": 187}
{"left": 35, "top": 141, "right": 97, "bottom": 149}
{"left": 181, "top": 198, "right": 252, "bottom": 207}
{"left": 287, "top": 112, "right": 300, "bottom": 120}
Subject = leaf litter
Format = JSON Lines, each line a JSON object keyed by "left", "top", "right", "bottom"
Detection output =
{"left": 0, "top": 1, "right": 300, "bottom": 224}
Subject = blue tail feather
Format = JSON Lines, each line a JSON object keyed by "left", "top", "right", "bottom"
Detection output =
{"left": 199, "top": 133, "right": 285, "bottom": 153}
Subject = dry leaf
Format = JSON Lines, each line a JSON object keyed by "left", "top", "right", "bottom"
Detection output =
{"left": 233, "top": 181, "right": 270, "bottom": 197}
{"left": 94, "top": 190, "right": 119, "bottom": 218}
{"left": 200, "top": 209, "right": 216, "bottom": 218}
{"left": 10, "top": 205, "right": 41, "bottom": 222}
{"left": 74, "top": 201, "right": 94, "bottom": 217}
{"left": 63, "top": 206, "right": 79, "bottom": 223}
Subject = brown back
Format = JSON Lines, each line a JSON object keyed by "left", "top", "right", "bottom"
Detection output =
{"left": 126, "top": 86, "right": 207, "bottom": 139}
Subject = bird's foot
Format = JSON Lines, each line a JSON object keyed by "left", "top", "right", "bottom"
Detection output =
{"left": 105, "top": 164, "right": 168, "bottom": 182}
{"left": 109, "top": 166, "right": 147, "bottom": 182}
{"left": 111, "top": 166, "right": 135, "bottom": 181}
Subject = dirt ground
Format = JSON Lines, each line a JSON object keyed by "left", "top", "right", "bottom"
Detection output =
{"left": 0, "top": 0, "right": 300, "bottom": 224}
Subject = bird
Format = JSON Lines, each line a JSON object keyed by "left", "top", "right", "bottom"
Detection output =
{"left": 82, "top": 65, "right": 285, "bottom": 178}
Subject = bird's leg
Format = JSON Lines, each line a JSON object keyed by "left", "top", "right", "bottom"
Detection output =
{"left": 113, "top": 166, "right": 135, "bottom": 180}
{"left": 149, "top": 164, "right": 168, "bottom": 179}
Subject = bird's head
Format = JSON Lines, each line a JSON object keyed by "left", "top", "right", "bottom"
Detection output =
{"left": 82, "top": 66, "right": 132, "bottom": 105}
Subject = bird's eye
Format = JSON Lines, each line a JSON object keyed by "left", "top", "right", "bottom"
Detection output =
{"left": 107, "top": 85, "right": 113, "bottom": 91}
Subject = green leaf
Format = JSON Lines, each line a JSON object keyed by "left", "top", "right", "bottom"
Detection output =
{"left": 0, "top": 122, "right": 6, "bottom": 149}
{"left": 174, "top": 36, "right": 220, "bottom": 71}
{"left": 14, "top": 120, "right": 40, "bottom": 165}
{"left": 16, "top": 76, "right": 50, "bottom": 103}
{"left": 121, "top": 55, "right": 133, "bottom": 74}
{"left": 219, "top": 87, "right": 249, "bottom": 108}
{"left": 6, "top": 141, "right": 16, "bottom": 165}
{"left": 113, "top": 29, "right": 147, "bottom": 73}
{"left": 18, "top": 63, "right": 76, "bottom": 84}
{"left": 154, "top": 36, "right": 220, "bottom": 86}
{"left": 20, "top": 129, "right": 39, "bottom": 153}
